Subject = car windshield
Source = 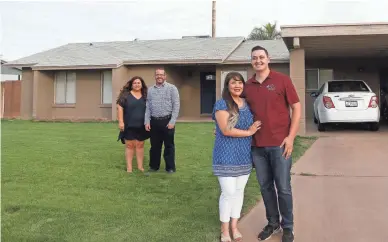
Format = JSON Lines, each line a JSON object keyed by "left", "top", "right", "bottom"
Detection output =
{"left": 328, "top": 81, "right": 369, "bottom": 92}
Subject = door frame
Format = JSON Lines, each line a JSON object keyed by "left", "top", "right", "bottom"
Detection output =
{"left": 200, "top": 72, "right": 216, "bottom": 115}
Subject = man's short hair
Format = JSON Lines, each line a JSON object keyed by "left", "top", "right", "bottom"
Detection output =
{"left": 251, "top": 45, "right": 269, "bottom": 57}
{"left": 155, "top": 67, "right": 166, "bottom": 74}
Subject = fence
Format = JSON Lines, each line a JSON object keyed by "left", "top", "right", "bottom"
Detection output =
{"left": 1, "top": 80, "right": 21, "bottom": 118}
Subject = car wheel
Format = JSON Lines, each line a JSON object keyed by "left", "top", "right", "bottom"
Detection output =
{"left": 313, "top": 113, "right": 318, "bottom": 124}
{"left": 317, "top": 118, "right": 325, "bottom": 132}
{"left": 369, "top": 122, "right": 380, "bottom": 131}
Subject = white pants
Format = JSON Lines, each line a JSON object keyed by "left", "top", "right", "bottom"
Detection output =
{"left": 218, "top": 174, "right": 250, "bottom": 223}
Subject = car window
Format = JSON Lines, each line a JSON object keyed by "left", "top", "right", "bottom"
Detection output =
{"left": 328, "top": 81, "right": 369, "bottom": 92}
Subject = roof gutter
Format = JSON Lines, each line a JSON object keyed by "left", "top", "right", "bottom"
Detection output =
{"left": 122, "top": 59, "right": 222, "bottom": 65}
{"left": 222, "top": 58, "right": 290, "bottom": 64}
{"left": 2, "top": 63, "right": 38, "bottom": 68}
{"left": 31, "top": 64, "right": 118, "bottom": 71}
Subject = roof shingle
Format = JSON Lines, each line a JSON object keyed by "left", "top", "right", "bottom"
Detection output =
{"left": 224, "top": 39, "right": 289, "bottom": 63}
{"left": 4, "top": 37, "right": 290, "bottom": 68}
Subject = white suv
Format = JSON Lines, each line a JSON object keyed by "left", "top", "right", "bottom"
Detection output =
{"left": 310, "top": 80, "right": 380, "bottom": 132}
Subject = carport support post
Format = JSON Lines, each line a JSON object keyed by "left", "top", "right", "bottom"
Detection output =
{"left": 289, "top": 47, "right": 306, "bottom": 135}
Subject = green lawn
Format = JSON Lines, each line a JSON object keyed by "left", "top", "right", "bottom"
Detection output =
{"left": 1, "top": 120, "right": 316, "bottom": 242}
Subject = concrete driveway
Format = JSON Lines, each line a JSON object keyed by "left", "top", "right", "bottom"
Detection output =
{"left": 238, "top": 131, "right": 388, "bottom": 242}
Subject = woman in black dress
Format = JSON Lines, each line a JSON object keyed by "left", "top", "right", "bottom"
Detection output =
{"left": 117, "top": 76, "right": 150, "bottom": 173}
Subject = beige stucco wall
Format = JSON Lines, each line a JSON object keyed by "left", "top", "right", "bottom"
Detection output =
{"left": 21, "top": 63, "right": 297, "bottom": 121}
{"left": 290, "top": 49, "right": 306, "bottom": 134}
{"left": 111, "top": 65, "right": 193, "bottom": 120}
{"left": 33, "top": 70, "right": 54, "bottom": 119}
{"left": 20, "top": 68, "right": 33, "bottom": 119}
{"left": 51, "top": 70, "right": 112, "bottom": 120}
{"left": 175, "top": 65, "right": 216, "bottom": 118}
{"left": 111, "top": 65, "right": 131, "bottom": 120}
{"left": 112, "top": 65, "right": 218, "bottom": 120}
{"left": 111, "top": 65, "right": 185, "bottom": 121}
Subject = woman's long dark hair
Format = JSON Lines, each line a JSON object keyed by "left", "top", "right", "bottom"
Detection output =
{"left": 222, "top": 72, "right": 245, "bottom": 114}
{"left": 116, "top": 76, "right": 148, "bottom": 105}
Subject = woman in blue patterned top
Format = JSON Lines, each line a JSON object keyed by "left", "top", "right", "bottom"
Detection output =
{"left": 213, "top": 72, "right": 261, "bottom": 242}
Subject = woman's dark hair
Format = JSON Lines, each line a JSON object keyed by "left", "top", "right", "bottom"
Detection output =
{"left": 222, "top": 72, "right": 245, "bottom": 114}
{"left": 116, "top": 76, "right": 148, "bottom": 105}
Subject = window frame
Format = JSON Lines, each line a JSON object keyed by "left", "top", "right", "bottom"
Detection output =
{"left": 220, "top": 70, "right": 248, "bottom": 93}
{"left": 54, "top": 71, "right": 76, "bottom": 104}
{"left": 305, "top": 68, "right": 333, "bottom": 91}
{"left": 101, "top": 70, "right": 113, "bottom": 104}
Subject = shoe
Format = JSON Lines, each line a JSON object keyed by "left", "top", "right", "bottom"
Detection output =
{"left": 220, "top": 233, "right": 231, "bottom": 242}
{"left": 232, "top": 231, "right": 242, "bottom": 241}
{"left": 258, "top": 224, "right": 281, "bottom": 241}
{"left": 145, "top": 168, "right": 158, "bottom": 176}
{"left": 281, "top": 228, "right": 294, "bottom": 242}
{"left": 166, "top": 170, "right": 175, "bottom": 174}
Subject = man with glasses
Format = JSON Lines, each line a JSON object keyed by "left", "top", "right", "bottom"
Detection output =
{"left": 145, "top": 67, "right": 180, "bottom": 173}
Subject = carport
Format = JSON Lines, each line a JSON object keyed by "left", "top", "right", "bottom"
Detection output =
{"left": 280, "top": 23, "right": 388, "bottom": 134}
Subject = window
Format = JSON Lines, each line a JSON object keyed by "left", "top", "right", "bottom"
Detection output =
{"left": 101, "top": 70, "right": 112, "bottom": 104}
{"left": 328, "top": 81, "right": 370, "bottom": 92}
{"left": 220, "top": 71, "right": 248, "bottom": 93}
{"left": 306, "top": 69, "right": 333, "bottom": 90}
{"left": 55, "top": 71, "right": 76, "bottom": 104}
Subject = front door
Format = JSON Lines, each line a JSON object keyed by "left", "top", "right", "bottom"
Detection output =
{"left": 200, "top": 72, "right": 216, "bottom": 114}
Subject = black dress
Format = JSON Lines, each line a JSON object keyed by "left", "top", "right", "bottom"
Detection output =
{"left": 117, "top": 93, "right": 150, "bottom": 144}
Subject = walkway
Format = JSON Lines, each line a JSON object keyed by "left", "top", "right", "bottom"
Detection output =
{"left": 238, "top": 132, "right": 388, "bottom": 241}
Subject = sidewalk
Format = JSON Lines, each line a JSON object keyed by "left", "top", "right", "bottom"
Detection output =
{"left": 238, "top": 134, "right": 388, "bottom": 242}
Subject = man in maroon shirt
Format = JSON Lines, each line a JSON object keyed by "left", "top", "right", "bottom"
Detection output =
{"left": 244, "top": 46, "right": 301, "bottom": 242}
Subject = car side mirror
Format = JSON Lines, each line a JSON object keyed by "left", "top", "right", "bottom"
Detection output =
{"left": 310, "top": 92, "right": 319, "bottom": 97}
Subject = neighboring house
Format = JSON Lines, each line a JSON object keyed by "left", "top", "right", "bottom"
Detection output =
{"left": 3, "top": 22, "right": 388, "bottom": 134}
{"left": 1, "top": 60, "right": 21, "bottom": 81}
{"left": 1, "top": 60, "right": 22, "bottom": 118}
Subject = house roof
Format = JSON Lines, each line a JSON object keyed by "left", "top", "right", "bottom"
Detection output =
{"left": 223, "top": 39, "right": 289, "bottom": 64}
{"left": 4, "top": 37, "right": 253, "bottom": 69}
{"left": 1, "top": 59, "right": 22, "bottom": 74}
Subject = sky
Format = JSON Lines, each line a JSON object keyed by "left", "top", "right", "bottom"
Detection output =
{"left": 0, "top": 0, "right": 387, "bottom": 61}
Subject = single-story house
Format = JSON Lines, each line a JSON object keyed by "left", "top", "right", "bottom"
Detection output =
{"left": 1, "top": 60, "right": 21, "bottom": 81}
{"left": 4, "top": 22, "right": 388, "bottom": 134}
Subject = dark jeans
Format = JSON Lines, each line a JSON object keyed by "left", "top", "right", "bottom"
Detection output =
{"left": 251, "top": 146, "right": 293, "bottom": 229}
{"left": 149, "top": 117, "right": 175, "bottom": 171}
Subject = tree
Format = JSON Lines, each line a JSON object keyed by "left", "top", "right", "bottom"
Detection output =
{"left": 247, "top": 22, "right": 281, "bottom": 40}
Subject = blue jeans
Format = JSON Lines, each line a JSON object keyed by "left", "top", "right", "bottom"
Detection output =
{"left": 251, "top": 146, "right": 293, "bottom": 229}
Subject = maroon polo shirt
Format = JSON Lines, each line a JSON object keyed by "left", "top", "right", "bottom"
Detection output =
{"left": 243, "top": 70, "right": 300, "bottom": 147}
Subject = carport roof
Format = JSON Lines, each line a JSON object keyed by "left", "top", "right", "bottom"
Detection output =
{"left": 280, "top": 22, "right": 388, "bottom": 58}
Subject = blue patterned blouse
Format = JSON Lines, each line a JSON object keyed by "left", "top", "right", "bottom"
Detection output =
{"left": 212, "top": 99, "right": 254, "bottom": 177}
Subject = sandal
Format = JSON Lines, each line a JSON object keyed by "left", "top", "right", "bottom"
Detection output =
{"left": 232, "top": 231, "right": 243, "bottom": 241}
{"left": 220, "top": 233, "right": 232, "bottom": 242}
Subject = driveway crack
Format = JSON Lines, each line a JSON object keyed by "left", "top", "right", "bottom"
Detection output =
{"left": 291, "top": 172, "right": 388, "bottom": 178}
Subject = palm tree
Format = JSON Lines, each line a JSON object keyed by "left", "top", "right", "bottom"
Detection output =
{"left": 247, "top": 22, "right": 281, "bottom": 40}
